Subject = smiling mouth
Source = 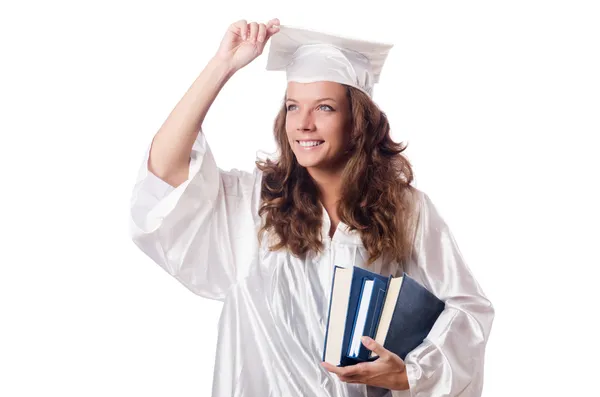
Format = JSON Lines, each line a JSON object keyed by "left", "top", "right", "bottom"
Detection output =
{"left": 296, "top": 140, "right": 325, "bottom": 148}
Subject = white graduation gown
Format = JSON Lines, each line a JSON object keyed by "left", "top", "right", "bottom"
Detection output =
{"left": 129, "top": 130, "right": 495, "bottom": 397}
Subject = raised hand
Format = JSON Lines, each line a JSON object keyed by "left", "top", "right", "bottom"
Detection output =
{"left": 214, "top": 18, "right": 280, "bottom": 72}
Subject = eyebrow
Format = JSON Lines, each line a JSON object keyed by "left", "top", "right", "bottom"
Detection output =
{"left": 285, "top": 97, "right": 337, "bottom": 103}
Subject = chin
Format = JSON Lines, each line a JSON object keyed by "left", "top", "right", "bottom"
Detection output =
{"left": 295, "top": 155, "right": 343, "bottom": 171}
{"left": 297, "top": 159, "right": 326, "bottom": 169}
{"left": 293, "top": 153, "right": 320, "bottom": 167}
{"left": 292, "top": 149, "right": 324, "bottom": 168}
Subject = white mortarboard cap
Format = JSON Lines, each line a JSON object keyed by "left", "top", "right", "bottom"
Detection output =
{"left": 266, "top": 25, "right": 394, "bottom": 97}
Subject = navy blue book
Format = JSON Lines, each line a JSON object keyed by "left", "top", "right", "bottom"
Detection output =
{"left": 322, "top": 266, "right": 445, "bottom": 367}
{"left": 345, "top": 276, "right": 388, "bottom": 362}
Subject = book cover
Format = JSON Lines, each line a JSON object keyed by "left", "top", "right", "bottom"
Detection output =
{"left": 339, "top": 267, "right": 389, "bottom": 366}
{"left": 374, "top": 273, "right": 445, "bottom": 360}
{"left": 322, "top": 265, "right": 352, "bottom": 366}
{"left": 346, "top": 277, "right": 388, "bottom": 362}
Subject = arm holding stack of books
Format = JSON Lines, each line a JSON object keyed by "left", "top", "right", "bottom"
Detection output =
{"left": 322, "top": 191, "right": 495, "bottom": 396}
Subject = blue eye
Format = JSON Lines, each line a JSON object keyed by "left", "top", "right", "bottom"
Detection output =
{"left": 286, "top": 104, "right": 334, "bottom": 111}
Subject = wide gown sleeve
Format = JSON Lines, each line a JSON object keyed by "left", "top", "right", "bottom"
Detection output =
{"left": 393, "top": 191, "right": 495, "bottom": 397}
{"left": 128, "top": 129, "right": 262, "bottom": 301}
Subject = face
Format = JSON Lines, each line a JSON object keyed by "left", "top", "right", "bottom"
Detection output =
{"left": 285, "top": 81, "right": 352, "bottom": 172}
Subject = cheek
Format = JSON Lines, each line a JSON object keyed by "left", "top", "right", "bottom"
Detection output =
{"left": 323, "top": 121, "right": 347, "bottom": 147}
{"left": 285, "top": 118, "right": 294, "bottom": 142}
{"left": 286, "top": 131, "right": 296, "bottom": 146}
{"left": 284, "top": 120, "right": 292, "bottom": 139}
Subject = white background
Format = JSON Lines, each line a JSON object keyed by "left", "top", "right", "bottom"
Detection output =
{"left": 1, "top": 1, "right": 599, "bottom": 396}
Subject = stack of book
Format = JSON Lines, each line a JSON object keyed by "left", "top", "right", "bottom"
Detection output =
{"left": 322, "top": 266, "right": 445, "bottom": 367}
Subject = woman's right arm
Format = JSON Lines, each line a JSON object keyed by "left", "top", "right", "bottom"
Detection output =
{"left": 150, "top": 17, "right": 280, "bottom": 186}
{"left": 129, "top": 19, "right": 280, "bottom": 301}
{"left": 147, "top": 57, "right": 236, "bottom": 188}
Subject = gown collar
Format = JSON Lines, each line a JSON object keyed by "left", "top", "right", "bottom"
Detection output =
{"left": 319, "top": 202, "right": 363, "bottom": 245}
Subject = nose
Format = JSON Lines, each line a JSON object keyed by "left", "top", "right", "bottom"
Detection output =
{"left": 296, "top": 108, "right": 316, "bottom": 132}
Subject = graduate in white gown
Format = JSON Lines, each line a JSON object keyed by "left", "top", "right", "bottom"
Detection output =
{"left": 129, "top": 19, "right": 495, "bottom": 397}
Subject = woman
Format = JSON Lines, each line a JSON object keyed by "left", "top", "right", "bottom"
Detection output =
{"left": 129, "top": 18, "right": 494, "bottom": 397}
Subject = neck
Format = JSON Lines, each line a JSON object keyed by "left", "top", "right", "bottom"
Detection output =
{"left": 307, "top": 165, "right": 344, "bottom": 206}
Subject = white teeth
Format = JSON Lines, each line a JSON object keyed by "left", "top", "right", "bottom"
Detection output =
{"left": 298, "top": 141, "right": 324, "bottom": 147}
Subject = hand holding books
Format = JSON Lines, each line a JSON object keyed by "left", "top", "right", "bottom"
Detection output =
{"left": 321, "top": 335, "right": 410, "bottom": 391}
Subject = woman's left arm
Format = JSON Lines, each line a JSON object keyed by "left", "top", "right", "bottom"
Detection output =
{"left": 397, "top": 191, "right": 495, "bottom": 397}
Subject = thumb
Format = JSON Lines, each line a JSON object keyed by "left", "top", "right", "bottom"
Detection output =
{"left": 361, "top": 336, "right": 389, "bottom": 359}
{"left": 264, "top": 24, "right": 280, "bottom": 43}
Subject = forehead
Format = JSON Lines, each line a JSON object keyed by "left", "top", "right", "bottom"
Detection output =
{"left": 285, "top": 81, "right": 346, "bottom": 100}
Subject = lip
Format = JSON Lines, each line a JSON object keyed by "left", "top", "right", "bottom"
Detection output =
{"left": 296, "top": 139, "right": 325, "bottom": 142}
{"left": 295, "top": 140, "right": 325, "bottom": 150}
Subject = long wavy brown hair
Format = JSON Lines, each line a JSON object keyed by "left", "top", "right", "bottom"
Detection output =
{"left": 255, "top": 84, "right": 418, "bottom": 267}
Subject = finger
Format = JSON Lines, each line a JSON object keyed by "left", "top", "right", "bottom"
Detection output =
{"left": 265, "top": 25, "right": 280, "bottom": 42}
{"left": 267, "top": 24, "right": 280, "bottom": 35}
{"left": 339, "top": 375, "right": 363, "bottom": 384}
{"left": 267, "top": 18, "right": 281, "bottom": 30}
{"left": 362, "top": 336, "right": 390, "bottom": 359}
{"left": 265, "top": 19, "right": 280, "bottom": 40}
{"left": 321, "top": 361, "right": 367, "bottom": 378}
{"left": 321, "top": 362, "right": 342, "bottom": 375}
{"left": 231, "top": 19, "right": 248, "bottom": 40}
{"left": 266, "top": 18, "right": 280, "bottom": 28}
{"left": 249, "top": 22, "right": 258, "bottom": 42}
{"left": 321, "top": 362, "right": 353, "bottom": 376}
{"left": 257, "top": 23, "right": 267, "bottom": 43}
{"left": 338, "top": 362, "right": 370, "bottom": 378}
